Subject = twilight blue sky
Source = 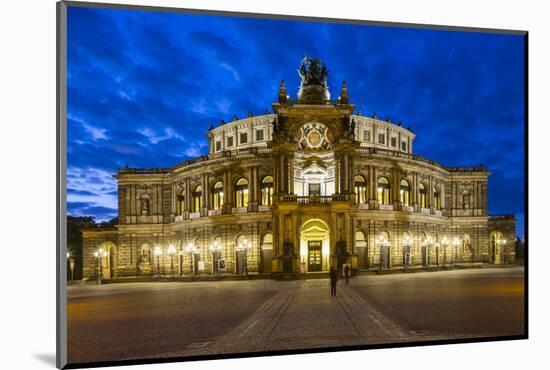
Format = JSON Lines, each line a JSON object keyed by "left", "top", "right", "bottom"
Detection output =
{"left": 67, "top": 6, "right": 525, "bottom": 237}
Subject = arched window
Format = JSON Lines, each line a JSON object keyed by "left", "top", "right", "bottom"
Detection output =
{"left": 211, "top": 181, "right": 224, "bottom": 210}
{"left": 355, "top": 175, "right": 367, "bottom": 204}
{"left": 434, "top": 186, "right": 441, "bottom": 210}
{"left": 261, "top": 176, "right": 273, "bottom": 206}
{"left": 400, "top": 180, "right": 411, "bottom": 206}
{"left": 378, "top": 230, "right": 391, "bottom": 245}
{"left": 236, "top": 234, "right": 248, "bottom": 249}
{"left": 261, "top": 233, "right": 273, "bottom": 250}
{"left": 192, "top": 185, "right": 202, "bottom": 212}
{"left": 355, "top": 230, "right": 367, "bottom": 248}
{"left": 377, "top": 177, "right": 391, "bottom": 205}
{"left": 419, "top": 183, "right": 427, "bottom": 208}
{"left": 403, "top": 231, "right": 412, "bottom": 245}
{"left": 235, "top": 178, "right": 249, "bottom": 208}
{"left": 462, "top": 190, "right": 470, "bottom": 209}
{"left": 178, "top": 189, "right": 186, "bottom": 215}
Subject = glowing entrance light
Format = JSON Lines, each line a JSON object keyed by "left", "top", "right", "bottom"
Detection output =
{"left": 321, "top": 241, "right": 329, "bottom": 256}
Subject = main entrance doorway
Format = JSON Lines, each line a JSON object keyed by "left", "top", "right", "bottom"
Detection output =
{"left": 307, "top": 241, "right": 322, "bottom": 272}
{"left": 300, "top": 219, "right": 330, "bottom": 273}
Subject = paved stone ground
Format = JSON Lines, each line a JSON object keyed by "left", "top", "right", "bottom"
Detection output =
{"left": 67, "top": 267, "right": 525, "bottom": 365}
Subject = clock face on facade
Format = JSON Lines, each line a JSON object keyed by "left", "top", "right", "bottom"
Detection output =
{"left": 298, "top": 122, "right": 332, "bottom": 151}
{"left": 307, "top": 129, "right": 322, "bottom": 147}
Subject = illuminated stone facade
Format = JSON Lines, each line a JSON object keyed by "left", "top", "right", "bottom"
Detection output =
{"left": 82, "top": 58, "right": 516, "bottom": 280}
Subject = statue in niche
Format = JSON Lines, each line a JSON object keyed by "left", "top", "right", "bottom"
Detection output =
{"left": 335, "top": 238, "right": 349, "bottom": 256}
{"left": 138, "top": 246, "right": 152, "bottom": 274}
{"left": 283, "top": 241, "right": 294, "bottom": 256}
{"left": 140, "top": 197, "right": 150, "bottom": 216}
{"left": 140, "top": 247, "right": 151, "bottom": 264}
{"left": 349, "top": 118, "right": 356, "bottom": 138}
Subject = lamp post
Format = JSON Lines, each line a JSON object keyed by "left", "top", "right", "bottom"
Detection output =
{"left": 425, "top": 236, "right": 437, "bottom": 265}
{"left": 210, "top": 240, "right": 222, "bottom": 275}
{"left": 424, "top": 236, "right": 434, "bottom": 266}
{"left": 66, "top": 250, "right": 74, "bottom": 281}
{"left": 154, "top": 246, "right": 162, "bottom": 278}
{"left": 452, "top": 237, "right": 460, "bottom": 265}
{"left": 167, "top": 245, "right": 176, "bottom": 276}
{"left": 93, "top": 248, "right": 107, "bottom": 285}
{"left": 185, "top": 243, "right": 197, "bottom": 276}
{"left": 441, "top": 236, "right": 449, "bottom": 266}
{"left": 403, "top": 235, "right": 412, "bottom": 268}
{"left": 375, "top": 235, "right": 390, "bottom": 269}
{"left": 237, "top": 239, "right": 252, "bottom": 275}
{"left": 496, "top": 238, "right": 507, "bottom": 264}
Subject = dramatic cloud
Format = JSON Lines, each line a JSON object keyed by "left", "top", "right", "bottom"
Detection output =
{"left": 67, "top": 7, "right": 525, "bottom": 236}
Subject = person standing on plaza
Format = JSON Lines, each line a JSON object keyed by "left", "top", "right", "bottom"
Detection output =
{"left": 344, "top": 264, "right": 350, "bottom": 286}
{"left": 329, "top": 266, "right": 338, "bottom": 297}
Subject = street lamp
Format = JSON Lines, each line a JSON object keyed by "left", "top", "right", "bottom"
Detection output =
{"left": 452, "top": 237, "right": 460, "bottom": 265}
{"left": 67, "top": 250, "right": 75, "bottom": 281}
{"left": 210, "top": 240, "right": 222, "bottom": 275}
{"left": 402, "top": 235, "right": 412, "bottom": 267}
{"left": 375, "top": 235, "right": 390, "bottom": 269}
{"left": 185, "top": 243, "right": 197, "bottom": 275}
{"left": 93, "top": 248, "right": 107, "bottom": 285}
{"left": 167, "top": 244, "right": 176, "bottom": 275}
{"left": 496, "top": 238, "right": 507, "bottom": 264}
{"left": 154, "top": 246, "right": 163, "bottom": 277}
{"left": 441, "top": 236, "right": 449, "bottom": 265}
{"left": 424, "top": 236, "right": 434, "bottom": 266}
{"left": 237, "top": 238, "right": 252, "bottom": 275}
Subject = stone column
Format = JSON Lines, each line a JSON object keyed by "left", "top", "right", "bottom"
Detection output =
{"left": 413, "top": 173, "right": 419, "bottom": 211}
{"left": 370, "top": 166, "right": 378, "bottom": 208}
{"left": 428, "top": 176, "right": 434, "bottom": 210}
{"left": 281, "top": 154, "right": 287, "bottom": 193}
{"left": 393, "top": 167, "right": 400, "bottom": 208}
{"left": 440, "top": 180, "right": 445, "bottom": 211}
{"left": 223, "top": 170, "right": 233, "bottom": 213}
{"left": 343, "top": 153, "right": 349, "bottom": 193}
{"left": 255, "top": 165, "right": 261, "bottom": 203}
{"left": 288, "top": 152, "right": 295, "bottom": 194}
{"left": 335, "top": 152, "right": 341, "bottom": 194}
{"left": 185, "top": 178, "right": 191, "bottom": 216}
{"left": 203, "top": 173, "right": 210, "bottom": 214}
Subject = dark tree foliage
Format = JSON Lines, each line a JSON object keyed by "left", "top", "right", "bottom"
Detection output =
{"left": 515, "top": 237, "right": 525, "bottom": 261}
{"left": 66, "top": 216, "right": 117, "bottom": 280}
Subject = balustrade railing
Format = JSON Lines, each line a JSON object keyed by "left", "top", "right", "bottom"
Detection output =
{"left": 277, "top": 193, "right": 352, "bottom": 204}
{"left": 119, "top": 167, "right": 169, "bottom": 175}
{"left": 296, "top": 195, "right": 332, "bottom": 204}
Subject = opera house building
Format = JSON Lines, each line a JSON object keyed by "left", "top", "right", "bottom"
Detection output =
{"left": 82, "top": 58, "right": 516, "bottom": 280}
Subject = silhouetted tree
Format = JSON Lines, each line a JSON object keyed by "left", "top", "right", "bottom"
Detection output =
{"left": 515, "top": 237, "right": 525, "bottom": 262}
{"left": 66, "top": 216, "right": 101, "bottom": 280}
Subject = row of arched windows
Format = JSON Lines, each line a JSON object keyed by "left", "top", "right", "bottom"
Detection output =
{"left": 178, "top": 176, "right": 274, "bottom": 214}
{"left": 353, "top": 175, "right": 441, "bottom": 208}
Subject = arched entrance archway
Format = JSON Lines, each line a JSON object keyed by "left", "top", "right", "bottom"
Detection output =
{"left": 98, "top": 241, "right": 117, "bottom": 279}
{"left": 300, "top": 219, "right": 330, "bottom": 272}
{"left": 260, "top": 233, "right": 273, "bottom": 273}
{"left": 355, "top": 230, "right": 367, "bottom": 269}
{"left": 489, "top": 231, "right": 504, "bottom": 264}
